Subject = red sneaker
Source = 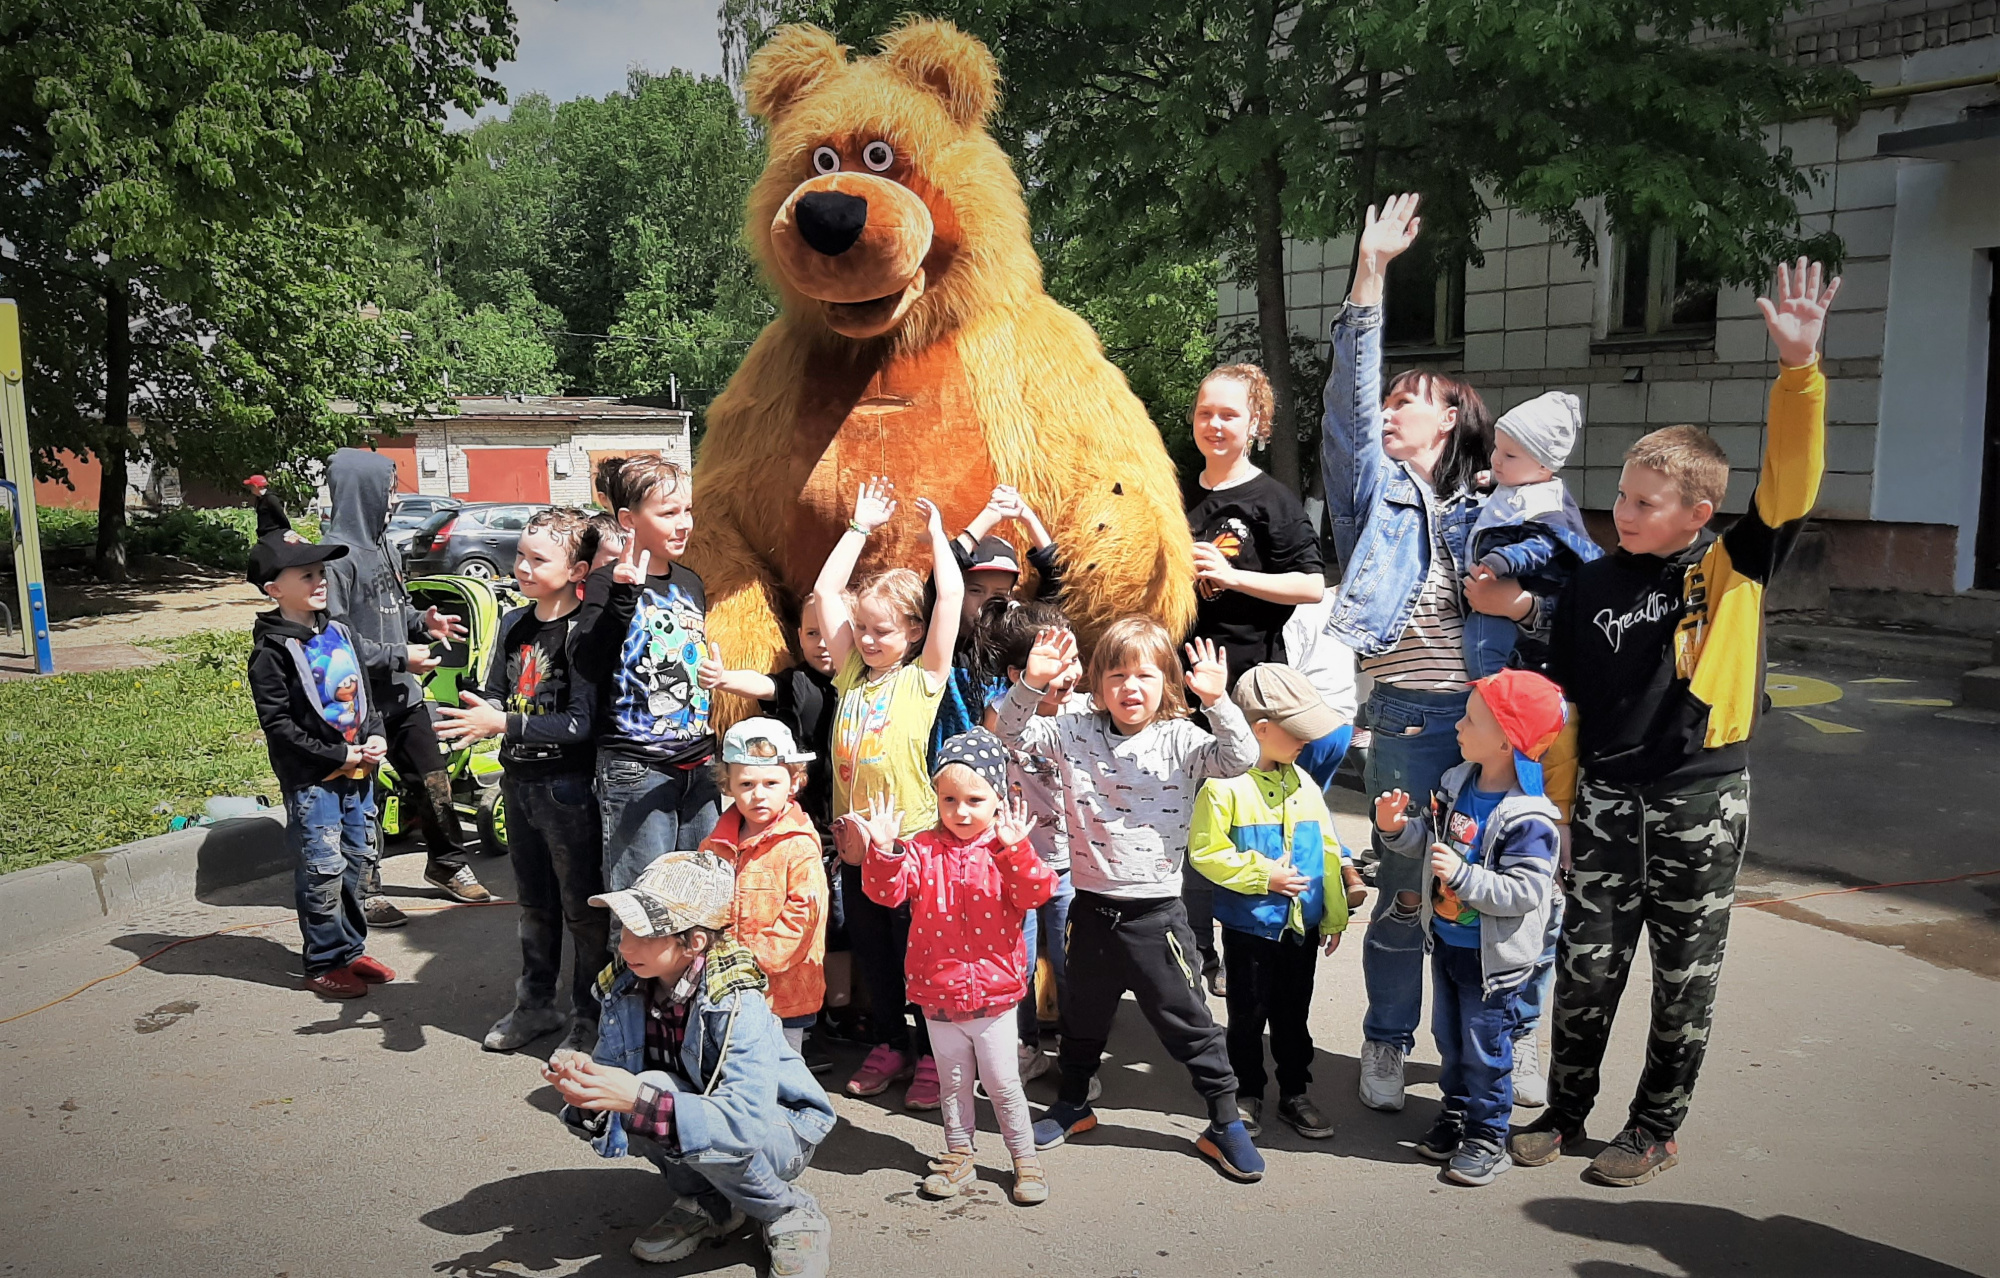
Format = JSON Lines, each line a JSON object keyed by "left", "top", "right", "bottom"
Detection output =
{"left": 306, "top": 966, "right": 368, "bottom": 999}
{"left": 349, "top": 956, "right": 396, "bottom": 984}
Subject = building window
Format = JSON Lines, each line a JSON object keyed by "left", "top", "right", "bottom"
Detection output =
{"left": 1384, "top": 245, "right": 1466, "bottom": 350}
{"left": 1610, "top": 228, "right": 1719, "bottom": 336}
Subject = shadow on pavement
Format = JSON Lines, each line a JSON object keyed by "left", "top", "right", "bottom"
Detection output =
{"left": 1523, "top": 1198, "right": 1985, "bottom": 1276}
{"left": 422, "top": 1166, "right": 764, "bottom": 1276}
{"left": 109, "top": 930, "right": 302, "bottom": 990}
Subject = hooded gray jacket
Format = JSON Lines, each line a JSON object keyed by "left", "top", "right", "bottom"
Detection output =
{"left": 321, "top": 448, "right": 426, "bottom": 713}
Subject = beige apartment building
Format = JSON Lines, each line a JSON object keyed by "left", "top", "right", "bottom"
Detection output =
{"left": 1220, "top": 0, "right": 2000, "bottom": 603}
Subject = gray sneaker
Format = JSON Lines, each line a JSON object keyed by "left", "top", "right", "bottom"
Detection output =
{"left": 363, "top": 896, "right": 408, "bottom": 928}
{"left": 1237, "top": 1097, "right": 1263, "bottom": 1138}
{"left": 556, "top": 1016, "right": 598, "bottom": 1058}
{"left": 630, "top": 1199, "right": 744, "bottom": 1265}
{"left": 1358, "top": 1040, "right": 1406, "bottom": 1112}
{"left": 1445, "top": 1136, "right": 1512, "bottom": 1186}
{"left": 483, "top": 1005, "right": 565, "bottom": 1052}
{"left": 765, "top": 1223, "right": 831, "bottom": 1278}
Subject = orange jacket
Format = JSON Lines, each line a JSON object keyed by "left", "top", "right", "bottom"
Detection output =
{"left": 701, "top": 802, "right": 828, "bottom": 1020}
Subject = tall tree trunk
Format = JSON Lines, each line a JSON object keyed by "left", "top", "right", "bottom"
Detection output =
{"left": 1251, "top": 155, "right": 1300, "bottom": 494}
{"left": 94, "top": 280, "right": 130, "bottom": 582}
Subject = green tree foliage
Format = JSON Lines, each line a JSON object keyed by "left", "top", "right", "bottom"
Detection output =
{"left": 1, "top": 0, "right": 515, "bottom": 577}
{"left": 376, "top": 71, "right": 769, "bottom": 407}
{"left": 724, "top": 0, "right": 1861, "bottom": 492}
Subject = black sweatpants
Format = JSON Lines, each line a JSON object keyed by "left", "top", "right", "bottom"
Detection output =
{"left": 1222, "top": 926, "right": 1320, "bottom": 1100}
{"left": 380, "top": 691, "right": 468, "bottom": 874}
{"left": 1057, "top": 890, "right": 1238, "bottom": 1127}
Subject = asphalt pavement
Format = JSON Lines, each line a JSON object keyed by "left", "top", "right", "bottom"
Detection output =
{"left": 2, "top": 641, "right": 1995, "bottom": 1277}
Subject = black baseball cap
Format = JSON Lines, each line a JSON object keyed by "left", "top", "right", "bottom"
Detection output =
{"left": 966, "top": 534, "right": 1021, "bottom": 575}
{"left": 248, "top": 532, "right": 348, "bottom": 588}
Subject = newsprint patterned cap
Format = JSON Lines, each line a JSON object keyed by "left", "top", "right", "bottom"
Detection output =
{"left": 589, "top": 850, "right": 736, "bottom": 938}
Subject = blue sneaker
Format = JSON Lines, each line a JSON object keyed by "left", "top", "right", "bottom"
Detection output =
{"left": 1032, "top": 1101, "right": 1098, "bottom": 1150}
{"left": 1195, "top": 1119, "right": 1265, "bottom": 1182}
{"left": 1445, "top": 1136, "right": 1512, "bottom": 1186}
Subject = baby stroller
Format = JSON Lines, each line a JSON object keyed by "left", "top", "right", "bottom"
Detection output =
{"left": 373, "top": 573, "right": 520, "bottom": 858}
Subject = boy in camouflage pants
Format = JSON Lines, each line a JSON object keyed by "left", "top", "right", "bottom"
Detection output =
{"left": 1497, "top": 261, "right": 1839, "bottom": 1186}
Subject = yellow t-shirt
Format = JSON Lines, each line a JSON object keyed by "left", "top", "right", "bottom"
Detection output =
{"left": 832, "top": 652, "right": 945, "bottom": 835}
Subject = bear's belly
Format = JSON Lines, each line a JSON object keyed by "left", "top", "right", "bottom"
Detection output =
{"left": 779, "top": 341, "right": 997, "bottom": 593}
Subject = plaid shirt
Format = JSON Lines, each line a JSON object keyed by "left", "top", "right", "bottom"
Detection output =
{"left": 628, "top": 957, "right": 706, "bottom": 1147}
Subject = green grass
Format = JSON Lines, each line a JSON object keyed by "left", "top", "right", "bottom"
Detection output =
{"left": 0, "top": 630, "right": 278, "bottom": 874}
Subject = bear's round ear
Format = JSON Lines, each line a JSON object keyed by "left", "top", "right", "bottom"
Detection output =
{"left": 876, "top": 19, "right": 999, "bottom": 130}
{"left": 744, "top": 25, "right": 848, "bottom": 124}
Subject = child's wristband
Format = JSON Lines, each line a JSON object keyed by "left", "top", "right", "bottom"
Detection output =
{"left": 848, "top": 520, "right": 869, "bottom": 536}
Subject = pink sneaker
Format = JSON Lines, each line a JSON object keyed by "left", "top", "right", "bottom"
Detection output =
{"left": 845, "top": 1044, "right": 913, "bottom": 1098}
{"left": 904, "top": 1055, "right": 941, "bottom": 1111}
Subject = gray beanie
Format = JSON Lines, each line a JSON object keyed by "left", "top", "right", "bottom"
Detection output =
{"left": 1494, "top": 391, "right": 1581, "bottom": 473}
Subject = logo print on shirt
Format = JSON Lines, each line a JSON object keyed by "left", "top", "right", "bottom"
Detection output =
{"left": 1593, "top": 591, "right": 1677, "bottom": 653}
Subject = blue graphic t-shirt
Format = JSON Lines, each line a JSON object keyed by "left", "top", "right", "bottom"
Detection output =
{"left": 302, "top": 623, "right": 366, "bottom": 744}
{"left": 603, "top": 563, "right": 712, "bottom": 764}
{"left": 1431, "top": 784, "right": 1506, "bottom": 949}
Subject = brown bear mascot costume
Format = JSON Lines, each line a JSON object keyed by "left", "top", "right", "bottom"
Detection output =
{"left": 683, "top": 20, "right": 1197, "bottom": 685}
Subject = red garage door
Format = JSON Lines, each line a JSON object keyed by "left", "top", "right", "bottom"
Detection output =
{"left": 460, "top": 449, "right": 550, "bottom": 503}
{"left": 371, "top": 437, "right": 421, "bottom": 494}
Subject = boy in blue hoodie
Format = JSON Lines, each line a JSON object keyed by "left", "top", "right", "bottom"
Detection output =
{"left": 1374, "top": 669, "right": 1566, "bottom": 1185}
{"left": 547, "top": 850, "right": 834, "bottom": 1277}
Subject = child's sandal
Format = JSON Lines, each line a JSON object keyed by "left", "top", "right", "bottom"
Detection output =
{"left": 921, "top": 1150, "right": 977, "bottom": 1199}
{"left": 1010, "top": 1158, "right": 1048, "bottom": 1205}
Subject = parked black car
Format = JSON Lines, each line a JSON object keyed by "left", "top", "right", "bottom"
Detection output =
{"left": 404, "top": 502, "right": 548, "bottom": 580}
{"left": 384, "top": 494, "right": 462, "bottom": 562}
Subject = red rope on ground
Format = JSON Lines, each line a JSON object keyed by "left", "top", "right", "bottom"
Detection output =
{"left": 0, "top": 898, "right": 514, "bottom": 1026}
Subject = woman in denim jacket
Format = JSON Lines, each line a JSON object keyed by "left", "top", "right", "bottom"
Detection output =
{"left": 1319, "top": 193, "right": 1494, "bottom": 1116}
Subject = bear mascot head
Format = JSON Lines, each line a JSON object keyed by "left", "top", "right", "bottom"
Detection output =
{"left": 683, "top": 20, "right": 1197, "bottom": 697}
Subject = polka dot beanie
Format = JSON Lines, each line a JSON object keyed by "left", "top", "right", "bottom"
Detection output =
{"left": 932, "top": 727, "right": 1010, "bottom": 799}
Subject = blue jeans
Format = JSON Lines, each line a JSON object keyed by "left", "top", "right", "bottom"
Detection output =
{"left": 283, "top": 778, "right": 374, "bottom": 976}
{"left": 1463, "top": 611, "right": 1518, "bottom": 679}
{"left": 1019, "top": 870, "right": 1074, "bottom": 1045}
{"left": 1431, "top": 941, "right": 1521, "bottom": 1143}
{"left": 504, "top": 771, "right": 609, "bottom": 1023}
{"left": 596, "top": 754, "right": 721, "bottom": 893}
{"left": 1361, "top": 684, "right": 1469, "bottom": 1051}
{"left": 639, "top": 1118, "right": 826, "bottom": 1236}
{"left": 1513, "top": 892, "right": 1563, "bottom": 1042}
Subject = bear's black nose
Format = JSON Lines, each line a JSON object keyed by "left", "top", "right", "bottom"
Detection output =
{"left": 794, "top": 191, "right": 868, "bottom": 257}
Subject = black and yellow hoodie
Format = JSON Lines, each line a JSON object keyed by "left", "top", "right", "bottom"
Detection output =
{"left": 1549, "top": 361, "right": 1824, "bottom": 788}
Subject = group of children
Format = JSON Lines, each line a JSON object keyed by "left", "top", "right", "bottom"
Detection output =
{"left": 243, "top": 230, "right": 1839, "bottom": 1266}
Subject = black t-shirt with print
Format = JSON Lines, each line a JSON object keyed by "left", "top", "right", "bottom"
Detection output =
{"left": 478, "top": 606, "right": 600, "bottom": 778}
{"left": 1183, "top": 469, "right": 1324, "bottom": 687}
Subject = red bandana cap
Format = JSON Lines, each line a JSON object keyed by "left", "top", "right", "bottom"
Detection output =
{"left": 1472, "top": 669, "right": 1566, "bottom": 795}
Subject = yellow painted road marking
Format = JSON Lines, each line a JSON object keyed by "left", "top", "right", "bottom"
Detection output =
{"left": 1767, "top": 675, "right": 1844, "bottom": 708}
{"left": 1789, "top": 712, "right": 1863, "bottom": 734}
{"left": 1870, "top": 697, "right": 1954, "bottom": 708}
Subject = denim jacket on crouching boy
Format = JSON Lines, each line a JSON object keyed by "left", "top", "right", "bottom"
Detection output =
{"left": 1318, "top": 301, "right": 1480, "bottom": 656}
{"left": 561, "top": 940, "right": 836, "bottom": 1163}
{"left": 1381, "top": 760, "right": 1560, "bottom": 996}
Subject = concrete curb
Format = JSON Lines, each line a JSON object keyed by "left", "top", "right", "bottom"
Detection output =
{"left": 0, "top": 812, "right": 290, "bottom": 955}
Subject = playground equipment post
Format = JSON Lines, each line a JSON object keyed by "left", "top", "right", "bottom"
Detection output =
{"left": 0, "top": 298, "right": 56, "bottom": 675}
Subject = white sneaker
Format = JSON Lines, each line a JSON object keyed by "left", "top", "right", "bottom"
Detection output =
{"left": 1512, "top": 1028, "right": 1547, "bottom": 1108}
{"left": 1358, "top": 1039, "right": 1406, "bottom": 1112}
{"left": 1018, "top": 1042, "right": 1052, "bottom": 1082}
{"left": 1087, "top": 1074, "right": 1102, "bottom": 1103}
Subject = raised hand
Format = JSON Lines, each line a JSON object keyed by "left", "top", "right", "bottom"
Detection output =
{"left": 1357, "top": 193, "right": 1422, "bottom": 268}
{"left": 852, "top": 475, "right": 898, "bottom": 534}
{"left": 984, "top": 484, "right": 1023, "bottom": 522}
{"left": 1023, "top": 625, "right": 1078, "bottom": 690}
{"left": 421, "top": 605, "right": 469, "bottom": 643}
{"left": 1183, "top": 637, "right": 1228, "bottom": 707}
{"left": 996, "top": 796, "right": 1039, "bottom": 847}
{"left": 1757, "top": 257, "right": 1841, "bottom": 369}
{"left": 861, "top": 792, "right": 903, "bottom": 851}
{"left": 612, "top": 535, "right": 651, "bottom": 586}
{"left": 914, "top": 496, "right": 946, "bottom": 539}
{"left": 1374, "top": 788, "right": 1411, "bottom": 834}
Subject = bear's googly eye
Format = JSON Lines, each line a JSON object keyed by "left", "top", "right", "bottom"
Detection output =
{"left": 811, "top": 146, "right": 840, "bottom": 175}
{"left": 862, "top": 140, "right": 894, "bottom": 172}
